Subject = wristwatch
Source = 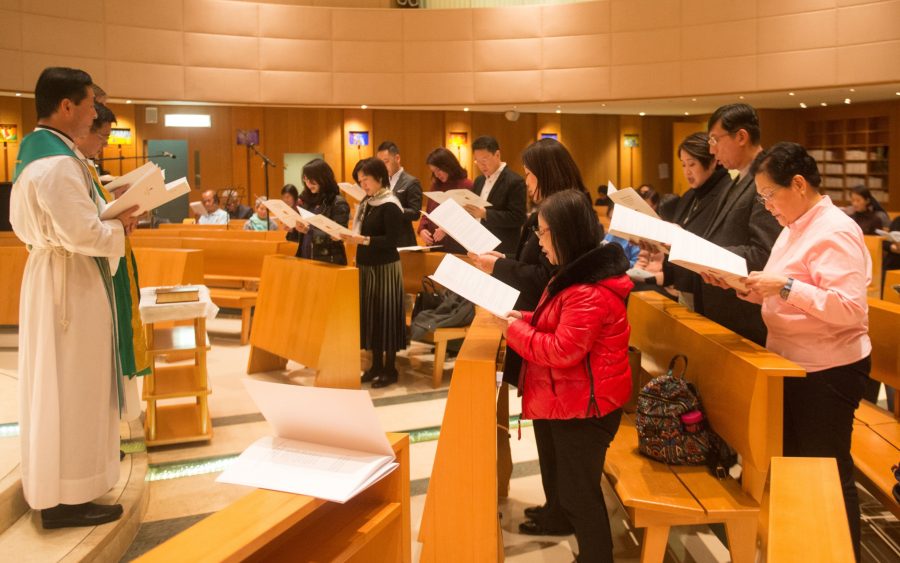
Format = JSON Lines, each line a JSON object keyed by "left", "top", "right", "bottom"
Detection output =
{"left": 779, "top": 277, "right": 794, "bottom": 301}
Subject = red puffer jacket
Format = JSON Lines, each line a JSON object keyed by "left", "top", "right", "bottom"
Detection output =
{"left": 506, "top": 244, "right": 633, "bottom": 420}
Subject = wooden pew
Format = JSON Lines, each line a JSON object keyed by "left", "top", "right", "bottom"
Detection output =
{"left": 864, "top": 235, "right": 883, "bottom": 298}
{"left": 136, "top": 433, "right": 410, "bottom": 563}
{"left": 850, "top": 298, "right": 900, "bottom": 518}
{"left": 418, "top": 309, "right": 504, "bottom": 562}
{"left": 762, "top": 457, "right": 854, "bottom": 562}
{"left": 247, "top": 255, "right": 360, "bottom": 389}
{"left": 0, "top": 245, "right": 27, "bottom": 325}
{"left": 399, "top": 250, "right": 446, "bottom": 296}
{"left": 609, "top": 291, "right": 805, "bottom": 562}
{"left": 885, "top": 270, "right": 900, "bottom": 304}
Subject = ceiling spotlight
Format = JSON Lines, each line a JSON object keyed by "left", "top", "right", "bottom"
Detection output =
{"left": 691, "top": 98, "right": 697, "bottom": 102}
{"left": 555, "top": 109, "right": 561, "bottom": 114}
{"left": 849, "top": 88, "right": 856, "bottom": 92}
{"left": 799, "top": 102, "right": 807, "bottom": 108}
{"left": 739, "top": 95, "right": 745, "bottom": 100}
{"left": 463, "top": 107, "right": 469, "bottom": 112}
{"left": 15, "top": 92, "right": 21, "bottom": 97}
{"left": 639, "top": 112, "right": 646, "bottom": 116}
{"left": 360, "top": 104, "right": 368, "bottom": 109}
{"left": 125, "top": 100, "right": 132, "bottom": 104}
{"left": 820, "top": 102, "right": 828, "bottom": 107}
{"left": 788, "top": 92, "right": 795, "bottom": 96}
{"left": 601, "top": 103, "right": 606, "bottom": 107}
{"left": 684, "top": 112, "right": 690, "bottom": 116}
{"left": 844, "top": 98, "right": 851, "bottom": 104}
{"left": 896, "top": 91, "right": 900, "bottom": 96}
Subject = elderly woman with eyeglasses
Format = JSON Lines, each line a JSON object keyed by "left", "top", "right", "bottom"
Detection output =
{"left": 707, "top": 141, "right": 871, "bottom": 560}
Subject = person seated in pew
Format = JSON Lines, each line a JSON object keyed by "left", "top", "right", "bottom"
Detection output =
{"left": 707, "top": 142, "right": 871, "bottom": 560}
{"left": 197, "top": 190, "right": 229, "bottom": 225}
{"left": 470, "top": 138, "right": 592, "bottom": 534}
{"left": 222, "top": 188, "right": 253, "bottom": 220}
{"left": 417, "top": 147, "right": 473, "bottom": 254}
{"left": 290, "top": 159, "right": 349, "bottom": 265}
{"left": 280, "top": 183, "right": 300, "bottom": 211}
{"left": 844, "top": 185, "right": 890, "bottom": 235}
{"left": 340, "top": 158, "right": 406, "bottom": 389}
{"left": 504, "top": 189, "right": 632, "bottom": 563}
{"left": 243, "top": 196, "right": 278, "bottom": 231}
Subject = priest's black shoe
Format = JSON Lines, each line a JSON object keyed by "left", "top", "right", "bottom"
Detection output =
{"left": 524, "top": 504, "right": 544, "bottom": 520}
{"left": 371, "top": 369, "right": 398, "bottom": 389}
{"left": 361, "top": 369, "right": 379, "bottom": 384}
{"left": 41, "top": 502, "right": 124, "bottom": 529}
{"left": 518, "top": 519, "right": 574, "bottom": 536}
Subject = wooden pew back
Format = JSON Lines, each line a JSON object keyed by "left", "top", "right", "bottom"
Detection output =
{"left": 885, "top": 270, "right": 900, "bottom": 304}
{"left": 132, "top": 248, "right": 205, "bottom": 287}
{"left": 399, "top": 251, "right": 446, "bottom": 295}
{"left": 627, "top": 292, "right": 805, "bottom": 500}
{"left": 0, "top": 245, "right": 28, "bottom": 325}
{"left": 868, "top": 298, "right": 900, "bottom": 390}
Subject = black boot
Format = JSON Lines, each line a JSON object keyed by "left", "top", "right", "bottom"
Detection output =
{"left": 41, "top": 502, "right": 123, "bottom": 529}
{"left": 371, "top": 367, "right": 398, "bottom": 389}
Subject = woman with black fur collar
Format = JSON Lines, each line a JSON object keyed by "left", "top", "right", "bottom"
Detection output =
{"left": 504, "top": 189, "right": 633, "bottom": 563}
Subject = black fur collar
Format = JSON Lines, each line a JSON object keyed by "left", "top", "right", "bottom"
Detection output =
{"left": 546, "top": 243, "right": 629, "bottom": 298}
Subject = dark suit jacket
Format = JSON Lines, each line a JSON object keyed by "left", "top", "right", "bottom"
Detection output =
{"left": 392, "top": 170, "right": 422, "bottom": 248}
{"left": 694, "top": 171, "right": 782, "bottom": 345}
{"left": 473, "top": 166, "right": 527, "bottom": 255}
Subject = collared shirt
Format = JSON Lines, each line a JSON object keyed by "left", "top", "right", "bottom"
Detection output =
{"left": 389, "top": 167, "right": 405, "bottom": 191}
{"left": 760, "top": 196, "right": 871, "bottom": 372}
{"left": 199, "top": 208, "right": 229, "bottom": 225}
{"left": 479, "top": 162, "right": 506, "bottom": 204}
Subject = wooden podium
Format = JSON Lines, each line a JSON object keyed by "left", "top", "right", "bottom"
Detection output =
{"left": 247, "top": 255, "right": 361, "bottom": 389}
{"left": 418, "top": 309, "right": 505, "bottom": 562}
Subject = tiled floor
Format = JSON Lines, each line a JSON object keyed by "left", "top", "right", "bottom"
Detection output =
{"left": 3, "top": 318, "right": 900, "bottom": 562}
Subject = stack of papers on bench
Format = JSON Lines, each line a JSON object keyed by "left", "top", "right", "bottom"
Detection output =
{"left": 99, "top": 162, "right": 190, "bottom": 219}
{"left": 217, "top": 379, "right": 398, "bottom": 503}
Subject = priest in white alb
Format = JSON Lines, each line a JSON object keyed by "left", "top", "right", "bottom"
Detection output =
{"left": 10, "top": 67, "right": 139, "bottom": 529}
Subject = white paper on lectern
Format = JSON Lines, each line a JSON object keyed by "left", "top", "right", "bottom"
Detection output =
{"left": 189, "top": 201, "right": 207, "bottom": 217}
{"left": 100, "top": 175, "right": 189, "bottom": 219}
{"left": 429, "top": 254, "right": 519, "bottom": 317}
{"left": 424, "top": 188, "right": 492, "bottom": 207}
{"left": 607, "top": 205, "right": 676, "bottom": 253}
{"left": 216, "top": 380, "right": 397, "bottom": 503}
{"left": 263, "top": 199, "right": 308, "bottom": 229}
{"left": 422, "top": 199, "right": 501, "bottom": 254}
{"left": 668, "top": 229, "right": 749, "bottom": 291}
{"left": 339, "top": 182, "right": 366, "bottom": 202}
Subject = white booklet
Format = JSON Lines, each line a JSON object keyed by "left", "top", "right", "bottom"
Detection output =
{"left": 424, "top": 188, "right": 492, "bottom": 208}
{"left": 668, "top": 229, "right": 749, "bottom": 291}
{"left": 339, "top": 182, "right": 366, "bottom": 202}
{"left": 100, "top": 175, "right": 190, "bottom": 220}
{"left": 263, "top": 199, "right": 310, "bottom": 229}
{"left": 217, "top": 379, "right": 398, "bottom": 504}
{"left": 607, "top": 181, "right": 659, "bottom": 218}
{"left": 429, "top": 253, "right": 519, "bottom": 317}
{"left": 422, "top": 199, "right": 501, "bottom": 254}
{"left": 189, "top": 201, "right": 207, "bottom": 217}
{"left": 875, "top": 229, "right": 900, "bottom": 244}
{"left": 607, "top": 205, "right": 676, "bottom": 254}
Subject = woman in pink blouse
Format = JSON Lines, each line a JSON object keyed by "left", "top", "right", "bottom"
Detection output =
{"left": 714, "top": 142, "right": 871, "bottom": 560}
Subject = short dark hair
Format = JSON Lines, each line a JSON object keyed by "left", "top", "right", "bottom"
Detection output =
{"left": 376, "top": 141, "right": 400, "bottom": 156}
{"left": 472, "top": 136, "right": 500, "bottom": 153}
{"left": 708, "top": 103, "right": 760, "bottom": 145}
{"left": 300, "top": 158, "right": 340, "bottom": 205}
{"left": 752, "top": 142, "right": 821, "bottom": 190}
{"left": 91, "top": 103, "right": 117, "bottom": 131}
{"left": 35, "top": 67, "right": 93, "bottom": 120}
{"left": 539, "top": 189, "right": 603, "bottom": 266}
{"left": 521, "top": 138, "right": 587, "bottom": 200}
{"left": 640, "top": 186, "right": 660, "bottom": 209}
{"left": 355, "top": 157, "right": 390, "bottom": 188}
{"left": 280, "top": 183, "right": 300, "bottom": 203}
{"left": 425, "top": 147, "right": 467, "bottom": 184}
{"left": 678, "top": 132, "right": 716, "bottom": 169}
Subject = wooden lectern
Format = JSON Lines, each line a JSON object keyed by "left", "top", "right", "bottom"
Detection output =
{"left": 247, "top": 255, "right": 361, "bottom": 389}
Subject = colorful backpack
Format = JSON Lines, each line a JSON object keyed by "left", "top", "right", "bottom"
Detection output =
{"left": 635, "top": 355, "right": 723, "bottom": 467}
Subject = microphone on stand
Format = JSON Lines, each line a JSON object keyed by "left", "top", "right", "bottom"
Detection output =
{"left": 162, "top": 151, "right": 177, "bottom": 159}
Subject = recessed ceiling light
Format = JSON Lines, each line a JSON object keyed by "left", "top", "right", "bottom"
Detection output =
{"left": 639, "top": 112, "right": 646, "bottom": 116}
{"left": 788, "top": 92, "right": 795, "bottom": 96}
{"left": 739, "top": 95, "right": 745, "bottom": 100}
{"left": 691, "top": 98, "right": 697, "bottom": 102}
{"left": 601, "top": 103, "right": 606, "bottom": 107}
{"left": 360, "top": 104, "right": 368, "bottom": 109}
{"left": 15, "top": 92, "right": 22, "bottom": 97}
{"left": 463, "top": 107, "right": 469, "bottom": 112}
{"left": 849, "top": 88, "right": 856, "bottom": 92}
{"left": 844, "top": 98, "right": 851, "bottom": 104}
{"left": 125, "top": 100, "right": 132, "bottom": 104}
{"left": 820, "top": 102, "right": 828, "bottom": 107}
{"left": 555, "top": 109, "right": 561, "bottom": 114}
{"left": 799, "top": 102, "right": 807, "bottom": 108}
{"left": 896, "top": 91, "right": 900, "bottom": 96}
{"left": 684, "top": 112, "right": 690, "bottom": 116}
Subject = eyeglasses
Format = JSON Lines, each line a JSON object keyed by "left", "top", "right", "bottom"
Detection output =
{"left": 755, "top": 188, "right": 781, "bottom": 205}
{"left": 532, "top": 225, "right": 550, "bottom": 237}
{"left": 707, "top": 132, "right": 732, "bottom": 146}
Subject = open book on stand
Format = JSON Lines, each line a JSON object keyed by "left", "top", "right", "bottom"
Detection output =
{"left": 217, "top": 380, "right": 398, "bottom": 503}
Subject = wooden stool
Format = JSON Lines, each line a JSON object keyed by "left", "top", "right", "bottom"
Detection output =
{"left": 423, "top": 327, "right": 468, "bottom": 388}
{"left": 208, "top": 288, "right": 257, "bottom": 345}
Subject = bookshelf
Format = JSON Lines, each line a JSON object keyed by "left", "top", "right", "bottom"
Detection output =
{"left": 803, "top": 116, "right": 890, "bottom": 205}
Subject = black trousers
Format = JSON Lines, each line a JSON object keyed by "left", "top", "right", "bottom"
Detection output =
{"left": 783, "top": 356, "right": 870, "bottom": 562}
{"left": 534, "top": 411, "right": 622, "bottom": 563}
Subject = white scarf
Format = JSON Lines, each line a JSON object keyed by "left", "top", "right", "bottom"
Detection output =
{"left": 352, "top": 187, "right": 403, "bottom": 234}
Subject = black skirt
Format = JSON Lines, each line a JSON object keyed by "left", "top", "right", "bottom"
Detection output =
{"left": 359, "top": 260, "right": 406, "bottom": 353}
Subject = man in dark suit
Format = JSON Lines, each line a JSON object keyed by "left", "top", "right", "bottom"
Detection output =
{"left": 377, "top": 141, "right": 421, "bottom": 248}
{"left": 696, "top": 103, "right": 781, "bottom": 345}
{"left": 466, "top": 136, "right": 527, "bottom": 255}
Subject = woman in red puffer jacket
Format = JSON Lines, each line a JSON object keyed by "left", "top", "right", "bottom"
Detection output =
{"left": 505, "top": 189, "right": 632, "bottom": 563}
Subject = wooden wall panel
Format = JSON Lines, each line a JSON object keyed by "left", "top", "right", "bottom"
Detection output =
{"left": 372, "top": 110, "right": 445, "bottom": 189}
{"left": 470, "top": 112, "right": 538, "bottom": 180}
{"left": 561, "top": 114, "right": 619, "bottom": 201}
{"left": 0, "top": 97, "right": 26, "bottom": 184}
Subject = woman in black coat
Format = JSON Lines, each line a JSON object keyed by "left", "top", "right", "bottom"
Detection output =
{"left": 292, "top": 159, "right": 350, "bottom": 265}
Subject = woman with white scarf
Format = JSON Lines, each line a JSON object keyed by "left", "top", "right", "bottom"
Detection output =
{"left": 341, "top": 158, "right": 407, "bottom": 388}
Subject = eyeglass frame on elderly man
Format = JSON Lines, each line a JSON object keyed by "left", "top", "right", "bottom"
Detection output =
{"left": 707, "top": 131, "right": 733, "bottom": 146}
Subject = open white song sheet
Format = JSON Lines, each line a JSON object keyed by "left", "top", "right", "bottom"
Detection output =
{"left": 668, "top": 229, "right": 749, "bottom": 291}
{"left": 100, "top": 174, "right": 190, "bottom": 219}
{"left": 217, "top": 380, "right": 397, "bottom": 503}
{"left": 306, "top": 213, "right": 354, "bottom": 238}
{"left": 398, "top": 245, "right": 442, "bottom": 252}
{"left": 876, "top": 229, "right": 900, "bottom": 244}
{"left": 339, "top": 182, "right": 366, "bottom": 202}
{"left": 607, "top": 205, "right": 676, "bottom": 253}
{"left": 606, "top": 181, "right": 659, "bottom": 218}
{"left": 424, "top": 188, "right": 492, "bottom": 208}
{"left": 189, "top": 201, "right": 207, "bottom": 217}
{"left": 263, "top": 198, "right": 308, "bottom": 229}
{"left": 429, "top": 253, "right": 519, "bottom": 317}
{"left": 422, "top": 199, "right": 501, "bottom": 254}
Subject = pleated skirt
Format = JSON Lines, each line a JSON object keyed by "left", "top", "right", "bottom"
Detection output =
{"left": 359, "top": 260, "right": 406, "bottom": 353}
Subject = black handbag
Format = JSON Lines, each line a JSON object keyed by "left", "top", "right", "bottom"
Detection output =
{"left": 411, "top": 277, "right": 442, "bottom": 321}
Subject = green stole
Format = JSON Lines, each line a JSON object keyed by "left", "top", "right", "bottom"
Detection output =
{"left": 14, "top": 128, "right": 126, "bottom": 411}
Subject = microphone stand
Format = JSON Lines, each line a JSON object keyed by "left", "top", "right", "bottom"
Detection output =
{"left": 248, "top": 144, "right": 277, "bottom": 198}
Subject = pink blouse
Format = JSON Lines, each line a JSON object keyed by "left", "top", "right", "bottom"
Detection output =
{"left": 758, "top": 196, "right": 871, "bottom": 373}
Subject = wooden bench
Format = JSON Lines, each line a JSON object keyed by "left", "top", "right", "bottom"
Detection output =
{"left": 850, "top": 298, "right": 900, "bottom": 518}
{"left": 763, "top": 457, "right": 854, "bottom": 562}
{"left": 885, "top": 269, "right": 900, "bottom": 304}
{"left": 207, "top": 288, "right": 257, "bottom": 345}
{"left": 136, "top": 433, "right": 410, "bottom": 563}
{"left": 610, "top": 292, "right": 805, "bottom": 562}
{"left": 421, "top": 327, "right": 468, "bottom": 388}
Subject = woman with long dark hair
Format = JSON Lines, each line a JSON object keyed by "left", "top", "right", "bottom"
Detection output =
{"left": 417, "top": 147, "right": 473, "bottom": 254}
{"left": 846, "top": 184, "right": 890, "bottom": 235}
{"left": 505, "top": 189, "right": 631, "bottom": 562}
{"left": 292, "top": 158, "right": 349, "bottom": 265}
